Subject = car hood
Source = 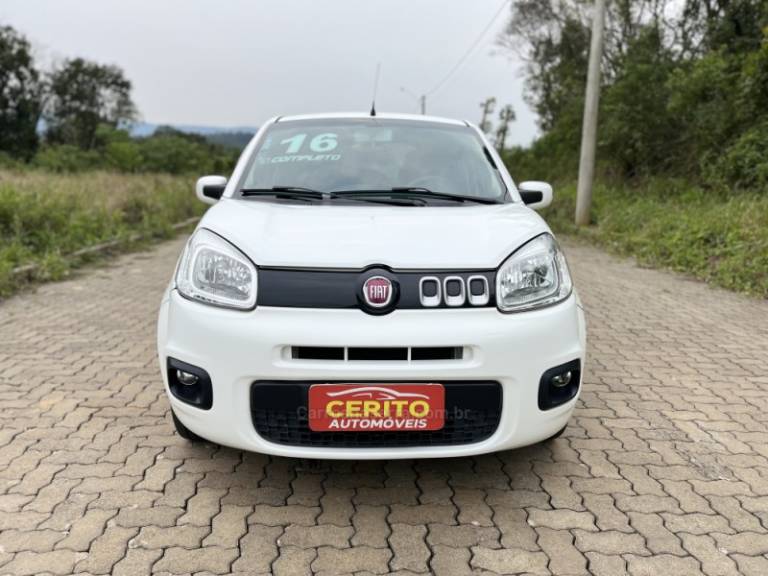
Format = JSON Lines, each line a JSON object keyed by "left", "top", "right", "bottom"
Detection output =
{"left": 199, "top": 198, "right": 550, "bottom": 269}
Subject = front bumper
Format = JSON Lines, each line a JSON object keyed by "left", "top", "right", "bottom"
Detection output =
{"left": 158, "top": 289, "right": 586, "bottom": 459}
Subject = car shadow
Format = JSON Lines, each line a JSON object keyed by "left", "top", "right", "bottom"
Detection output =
{"left": 178, "top": 432, "right": 571, "bottom": 508}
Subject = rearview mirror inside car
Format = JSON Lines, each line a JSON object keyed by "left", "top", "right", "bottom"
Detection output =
{"left": 196, "top": 175, "right": 227, "bottom": 205}
{"left": 518, "top": 181, "right": 553, "bottom": 210}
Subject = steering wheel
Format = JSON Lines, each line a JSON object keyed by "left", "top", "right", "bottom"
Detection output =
{"left": 332, "top": 167, "right": 392, "bottom": 190}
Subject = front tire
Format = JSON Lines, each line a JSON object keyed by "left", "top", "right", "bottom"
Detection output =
{"left": 545, "top": 424, "right": 568, "bottom": 442}
{"left": 171, "top": 410, "right": 204, "bottom": 442}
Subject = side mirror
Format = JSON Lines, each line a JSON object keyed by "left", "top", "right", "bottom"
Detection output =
{"left": 196, "top": 175, "right": 227, "bottom": 205}
{"left": 518, "top": 181, "right": 553, "bottom": 210}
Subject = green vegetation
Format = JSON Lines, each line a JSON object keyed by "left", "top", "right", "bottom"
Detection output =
{"left": 501, "top": 1, "right": 768, "bottom": 188}
{"left": 44, "top": 57, "right": 136, "bottom": 150}
{"left": 0, "top": 23, "right": 240, "bottom": 296}
{"left": 0, "top": 25, "right": 43, "bottom": 161}
{"left": 536, "top": 180, "right": 768, "bottom": 297}
{"left": 498, "top": 0, "right": 768, "bottom": 297}
{"left": 29, "top": 125, "right": 240, "bottom": 175}
{"left": 0, "top": 171, "right": 202, "bottom": 295}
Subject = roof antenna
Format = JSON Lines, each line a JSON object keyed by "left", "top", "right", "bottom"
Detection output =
{"left": 370, "top": 62, "right": 381, "bottom": 117}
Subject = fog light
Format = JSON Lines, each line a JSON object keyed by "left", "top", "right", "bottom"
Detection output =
{"left": 551, "top": 371, "right": 572, "bottom": 388}
{"left": 538, "top": 359, "right": 581, "bottom": 410}
{"left": 167, "top": 358, "right": 213, "bottom": 410}
{"left": 176, "top": 370, "right": 199, "bottom": 386}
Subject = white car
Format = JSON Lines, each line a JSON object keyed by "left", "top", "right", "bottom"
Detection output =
{"left": 157, "top": 112, "right": 586, "bottom": 459}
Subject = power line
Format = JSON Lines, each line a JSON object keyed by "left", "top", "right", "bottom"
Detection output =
{"left": 424, "top": 0, "right": 510, "bottom": 97}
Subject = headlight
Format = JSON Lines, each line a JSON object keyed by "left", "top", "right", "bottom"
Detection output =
{"left": 496, "top": 233, "right": 572, "bottom": 312}
{"left": 176, "top": 228, "right": 257, "bottom": 310}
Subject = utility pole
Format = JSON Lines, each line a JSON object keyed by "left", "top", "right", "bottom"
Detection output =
{"left": 575, "top": 0, "right": 607, "bottom": 226}
{"left": 495, "top": 105, "right": 516, "bottom": 151}
{"left": 479, "top": 97, "right": 496, "bottom": 135}
{"left": 401, "top": 87, "right": 427, "bottom": 115}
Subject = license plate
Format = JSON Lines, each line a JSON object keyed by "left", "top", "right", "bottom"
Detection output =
{"left": 308, "top": 384, "right": 445, "bottom": 432}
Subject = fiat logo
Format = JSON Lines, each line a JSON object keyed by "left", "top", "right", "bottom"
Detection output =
{"left": 363, "top": 276, "right": 393, "bottom": 308}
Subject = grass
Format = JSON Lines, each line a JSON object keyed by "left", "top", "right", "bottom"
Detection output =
{"left": 2, "top": 169, "right": 766, "bottom": 300}
{"left": 540, "top": 179, "right": 768, "bottom": 298}
{"left": 0, "top": 170, "right": 203, "bottom": 296}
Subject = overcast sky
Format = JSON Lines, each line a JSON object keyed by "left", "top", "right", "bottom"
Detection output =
{"left": 1, "top": 0, "right": 538, "bottom": 146}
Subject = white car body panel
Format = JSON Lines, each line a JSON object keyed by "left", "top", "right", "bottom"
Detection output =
{"left": 159, "top": 291, "right": 586, "bottom": 459}
{"left": 200, "top": 200, "right": 549, "bottom": 269}
{"left": 158, "top": 112, "right": 586, "bottom": 459}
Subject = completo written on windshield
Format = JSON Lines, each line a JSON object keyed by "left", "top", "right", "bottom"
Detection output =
{"left": 257, "top": 153, "right": 341, "bottom": 164}
{"left": 257, "top": 132, "right": 342, "bottom": 163}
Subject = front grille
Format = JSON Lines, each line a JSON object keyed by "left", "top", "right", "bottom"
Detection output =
{"left": 290, "top": 346, "right": 464, "bottom": 362}
{"left": 257, "top": 268, "right": 496, "bottom": 310}
{"left": 250, "top": 381, "right": 502, "bottom": 448}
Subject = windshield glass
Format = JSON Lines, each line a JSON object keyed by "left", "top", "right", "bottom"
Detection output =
{"left": 238, "top": 118, "right": 507, "bottom": 200}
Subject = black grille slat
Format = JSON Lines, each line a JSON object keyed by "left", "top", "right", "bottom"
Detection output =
{"left": 250, "top": 381, "right": 501, "bottom": 448}
{"left": 348, "top": 347, "right": 407, "bottom": 361}
{"left": 291, "top": 346, "right": 463, "bottom": 361}
{"left": 292, "top": 346, "right": 344, "bottom": 360}
{"left": 470, "top": 278, "right": 486, "bottom": 295}
{"left": 411, "top": 347, "right": 463, "bottom": 361}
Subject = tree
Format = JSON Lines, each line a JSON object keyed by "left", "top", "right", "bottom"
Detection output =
{"left": 138, "top": 127, "right": 237, "bottom": 175}
{"left": 680, "top": 0, "right": 768, "bottom": 55}
{"left": 601, "top": 25, "right": 680, "bottom": 176}
{"left": 499, "top": 3, "right": 591, "bottom": 133}
{"left": 0, "top": 25, "right": 44, "bottom": 160}
{"left": 94, "top": 124, "right": 143, "bottom": 172}
{"left": 44, "top": 58, "right": 136, "bottom": 149}
{"left": 497, "top": 0, "right": 768, "bottom": 185}
{"left": 495, "top": 105, "right": 516, "bottom": 150}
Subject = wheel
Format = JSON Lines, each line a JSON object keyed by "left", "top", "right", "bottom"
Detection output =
{"left": 545, "top": 424, "right": 568, "bottom": 442}
{"left": 171, "top": 410, "right": 204, "bottom": 442}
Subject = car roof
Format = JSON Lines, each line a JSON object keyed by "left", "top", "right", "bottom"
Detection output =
{"left": 274, "top": 112, "right": 469, "bottom": 127}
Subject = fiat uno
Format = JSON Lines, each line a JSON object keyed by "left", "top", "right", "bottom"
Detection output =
{"left": 157, "top": 113, "right": 586, "bottom": 459}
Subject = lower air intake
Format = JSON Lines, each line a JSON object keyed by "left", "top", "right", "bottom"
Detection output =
{"left": 250, "top": 381, "right": 501, "bottom": 448}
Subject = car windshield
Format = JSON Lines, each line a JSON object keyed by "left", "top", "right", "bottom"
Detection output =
{"left": 238, "top": 118, "right": 507, "bottom": 201}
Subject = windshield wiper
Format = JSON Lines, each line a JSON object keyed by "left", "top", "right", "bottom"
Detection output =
{"left": 334, "top": 195, "right": 427, "bottom": 206}
{"left": 239, "top": 187, "right": 426, "bottom": 206}
{"left": 240, "top": 186, "right": 325, "bottom": 200}
{"left": 333, "top": 186, "right": 499, "bottom": 204}
{"left": 389, "top": 187, "right": 501, "bottom": 205}
{"left": 240, "top": 186, "right": 500, "bottom": 206}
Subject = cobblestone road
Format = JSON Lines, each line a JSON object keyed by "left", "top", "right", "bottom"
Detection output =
{"left": 1, "top": 236, "right": 768, "bottom": 575}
